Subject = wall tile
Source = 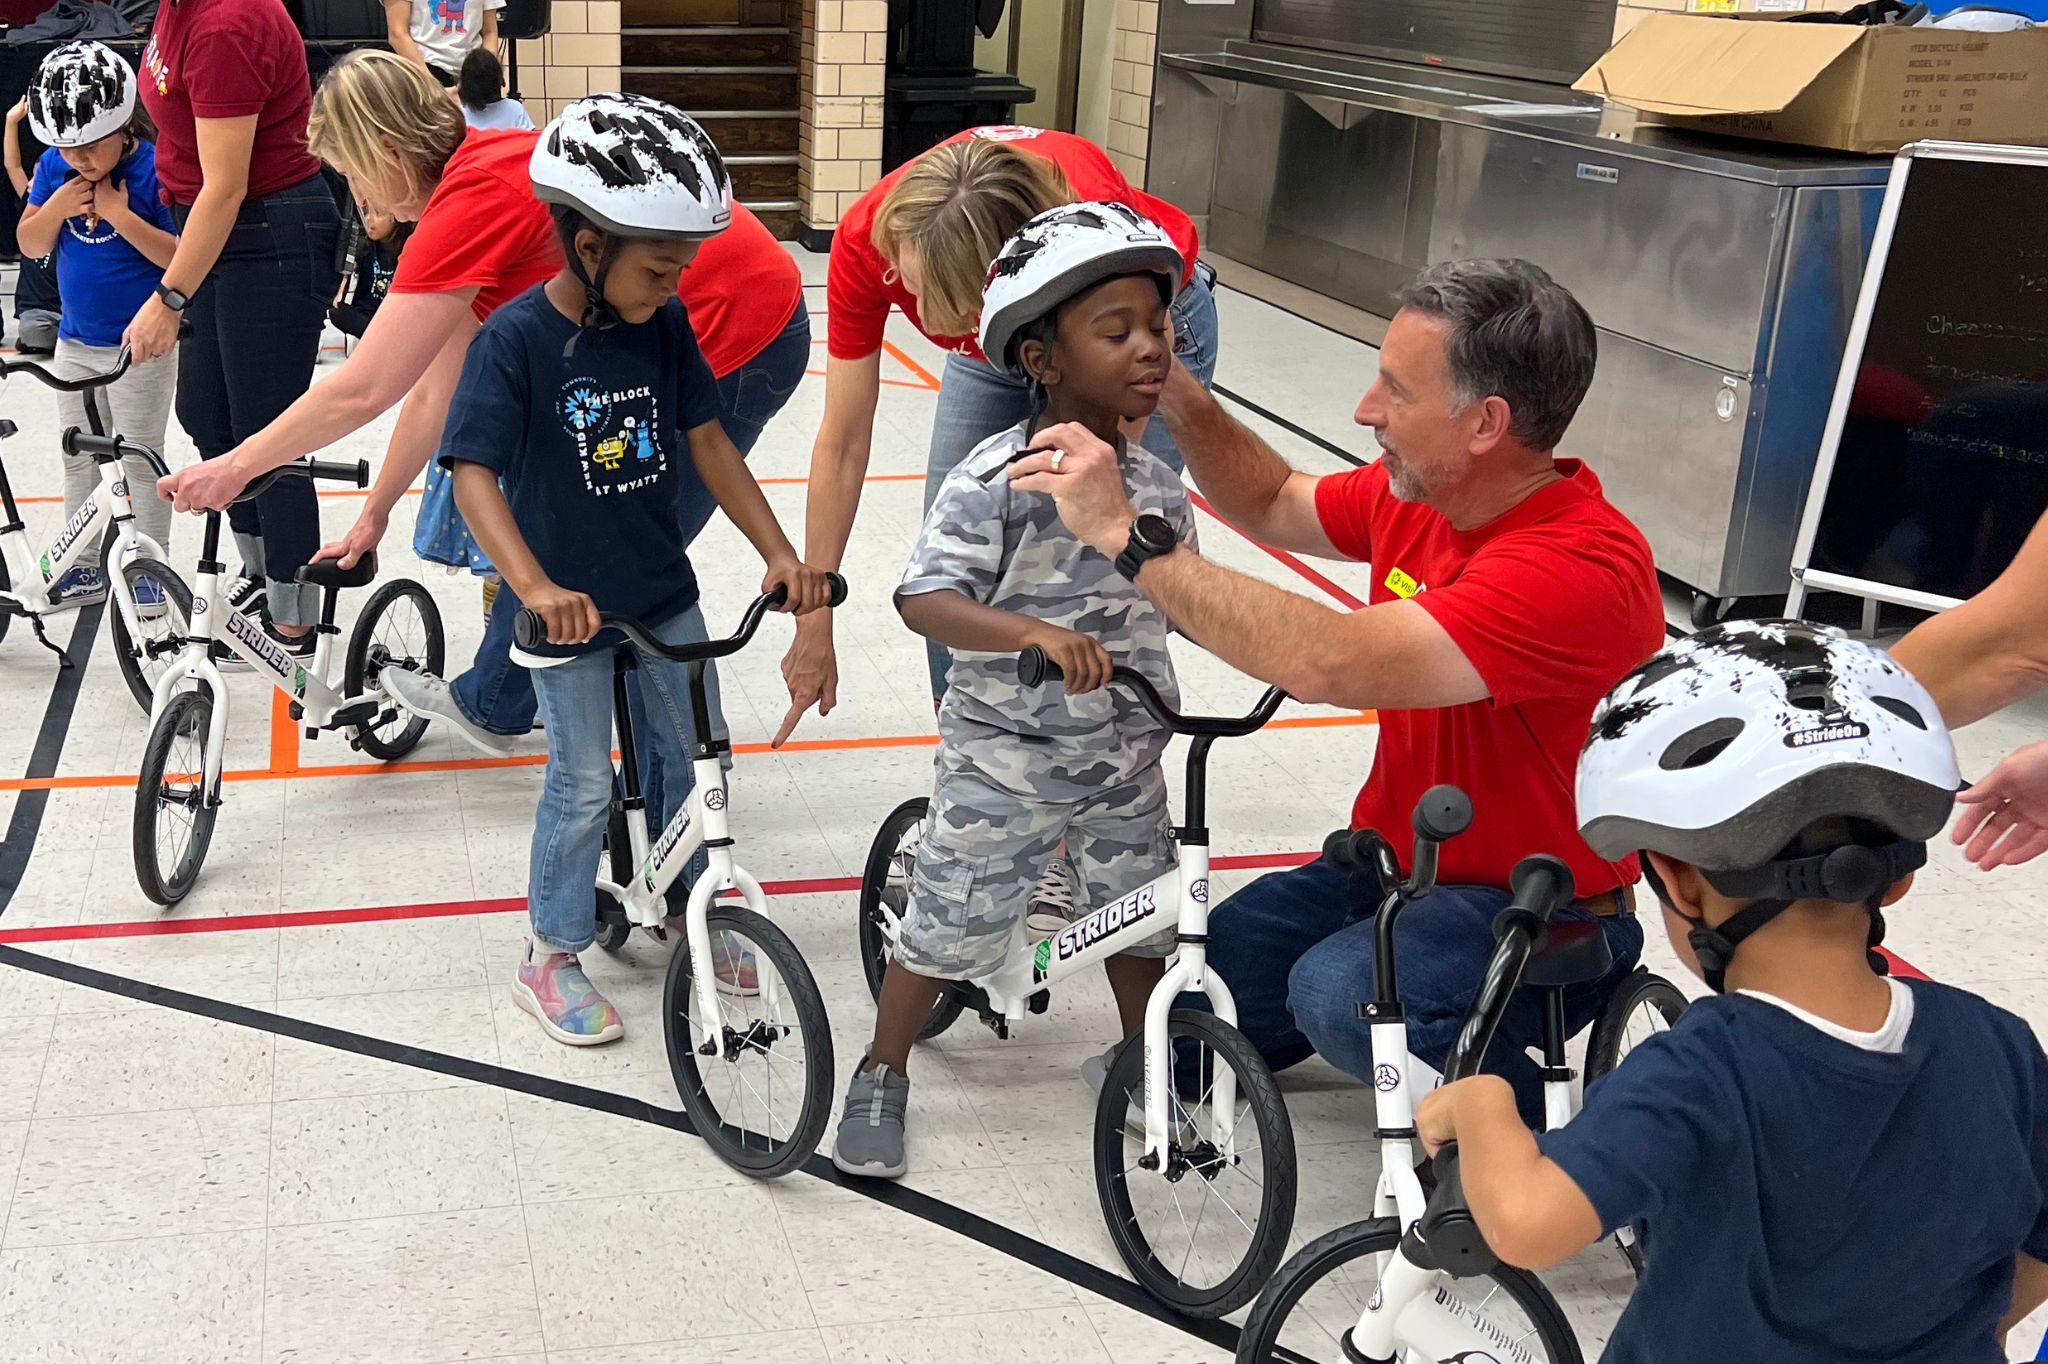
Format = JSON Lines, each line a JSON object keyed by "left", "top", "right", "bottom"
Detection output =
{"left": 843, "top": 0, "right": 888, "bottom": 29}
{"left": 839, "top": 62, "right": 883, "bottom": 97}
{"left": 552, "top": 1, "right": 587, "bottom": 33}
{"left": 816, "top": 30, "right": 865, "bottom": 63}
{"left": 546, "top": 31, "right": 617, "bottom": 66}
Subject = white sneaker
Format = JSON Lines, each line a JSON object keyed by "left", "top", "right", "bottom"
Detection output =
{"left": 381, "top": 667, "right": 518, "bottom": 756}
{"left": 1024, "top": 857, "right": 1079, "bottom": 937}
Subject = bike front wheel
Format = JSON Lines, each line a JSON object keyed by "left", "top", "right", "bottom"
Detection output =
{"left": 109, "top": 557, "right": 193, "bottom": 714}
{"left": 132, "top": 687, "right": 218, "bottom": 905}
{"left": 345, "top": 578, "right": 445, "bottom": 761}
{"left": 1094, "top": 1009, "right": 1296, "bottom": 1318}
{"left": 664, "top": 903, "right": 833, "bottom": 1179}
{"left": 1237, "top": 1219, "right": 1584, "bottom": 1364}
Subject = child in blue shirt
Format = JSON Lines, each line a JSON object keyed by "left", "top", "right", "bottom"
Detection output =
{"left": 433, "top": 95, "right": 829, "bottom": 1045}
{"left": 17, "top": 41, "right": 180, "bottom": 609}
{"left": 1419, "top": 619, "right": 2048, "bottom": 1363}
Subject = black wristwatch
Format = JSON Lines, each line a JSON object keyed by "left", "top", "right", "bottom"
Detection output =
{"left": 1114, "top": 512, "right": 1179, "bottom": 582}
{"left": 155, "top": 283, "right": 191, "bottom": 312}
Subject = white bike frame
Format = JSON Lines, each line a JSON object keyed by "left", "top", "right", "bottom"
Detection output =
{"left": 877, "top": 840, "right": 1243, "bottom": 1172}
{"left": 0, "top": 458, "right": 165, "bottom": 648}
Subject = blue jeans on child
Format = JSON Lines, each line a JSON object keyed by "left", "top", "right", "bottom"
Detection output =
{"left": 1180, "top": 854, "right": 1645, "bottom": 1126}
{"left": 920, "top": 265, "right": 1221, "bottom": 698}
{"left": 525, "top": 604, "right": 715, "bottom": 953}
{"left": 449, "top": 299, "right": 811, "bottom": 765}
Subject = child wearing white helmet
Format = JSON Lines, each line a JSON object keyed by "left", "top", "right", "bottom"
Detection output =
{"left": 436, "top": 93, "right": 832, "bottom": 1045}
{"left": 1415, "top": 619, "right": 2048, "bottom": 1363}
{"left": 834, "top": 201, "right": 1199, "bottom": 1179}
{"left": 14, "top": 41, "right": 180, "bottom": 610}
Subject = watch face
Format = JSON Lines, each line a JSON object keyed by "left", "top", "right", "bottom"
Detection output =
{"left": 1134, "top": 513, "right": 1177, "bottom": 553}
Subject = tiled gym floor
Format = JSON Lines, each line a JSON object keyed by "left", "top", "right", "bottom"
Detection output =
{"left": 2, "top": 249, "right": 2045, "bottom": 1363}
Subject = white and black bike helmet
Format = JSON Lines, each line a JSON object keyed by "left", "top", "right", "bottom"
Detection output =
{"left": 26, "top": 41, "right": 136, "bottom": 149}
{"left": 978, "top": 200, "right": 1183, "bottom": 378}
{"left": 531, "top": 94, "right": 732, "bottom": 332}
{"left": 1578, "top": 618, "right": 1960, "bottom": 990}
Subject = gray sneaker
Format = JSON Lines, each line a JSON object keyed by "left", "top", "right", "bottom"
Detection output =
{"left": 833, "top": 1059, "right": 910, "bottom": 1179}
{"left": 381, "top": 667, "right": 518, "bottom": 757}
{"left": 1083, "top": 1039, "right": 1197, "bottom": 1143}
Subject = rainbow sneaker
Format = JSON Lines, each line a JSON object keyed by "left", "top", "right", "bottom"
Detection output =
{"left": 513, "top": 941, "right": 623, "bottom": 1046}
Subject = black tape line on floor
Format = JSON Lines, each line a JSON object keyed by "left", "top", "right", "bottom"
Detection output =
{"left": 1212, "top": 385, "right": 1366, "bottom": 470}
{"left": 0, "top": 601, "right": 104, "bottom": 914}
{"left": 0, "top": 942, "right": 1270, "bottom": 1357}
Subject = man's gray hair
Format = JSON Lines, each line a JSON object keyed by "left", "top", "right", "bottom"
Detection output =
{"left": 1397, "top": 259, "right": 1597, "bottom": 452}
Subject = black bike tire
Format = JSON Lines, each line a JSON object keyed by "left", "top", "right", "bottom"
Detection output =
{"left": 1094, "top": 1008, "right": 1297, "bottom": 1319}
{"left": 857, "top": 796, "right": 963, "bottom": 1041}
{"left": 344, "top": 578, "right": 446, "bottom": 762}
{"left": 132, "top": 688, "right": 218, "bottom": 906}
{"left": 1585, "top": 968, "right": 1689, "bottom": 1086}
{"left": 1236, "top": 1218, "right": 1584, "bottom": 1364}
{"left": 108, "top": 557, "right": 194, "bottom": 715}
{"left": 665, "top": 904, "right": 834, "bottom": 1179}
{"left": 593, "top": 790, "right": 634, "bottom": 953}
{"left": 0, "top": 547, "right": 11, "bottom": 644}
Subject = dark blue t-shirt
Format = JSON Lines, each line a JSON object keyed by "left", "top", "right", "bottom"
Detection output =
{"left": 26, "top": 142, "right": 178, "bottom": 348}
{"left": 1538, "top": 978, "right": 2048, "bottom": 1363}
{"left": 439, "top": 287, "right": 722, "bottom": 656}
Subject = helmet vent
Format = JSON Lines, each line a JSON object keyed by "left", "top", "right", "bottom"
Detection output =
{"left": 1872, "top": 695, "right": 1929, "bottom": 730}
{"left": 1659, "top": 717, "right": 1744, "bottom": 771}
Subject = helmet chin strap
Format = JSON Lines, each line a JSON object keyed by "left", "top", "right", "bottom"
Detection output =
{"left": 1647, "top": 840, "right": 1923, "bottom": 993}
{"left": 561, "top": 234, "right": 622, "bottom": 358}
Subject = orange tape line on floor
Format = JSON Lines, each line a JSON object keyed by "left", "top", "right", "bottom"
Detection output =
{"left": 14, "top": 472, "right": 933, "bottom": 506}
{"left": 0, "top": 712, "right": 1375, "bottom": 794}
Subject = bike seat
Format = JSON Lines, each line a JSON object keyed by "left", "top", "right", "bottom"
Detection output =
{"left": 295, "top": 552, "right": 377, "bottom": 591}
{"left": 1522, "top": 916, "right": 1613, "bottom": 989}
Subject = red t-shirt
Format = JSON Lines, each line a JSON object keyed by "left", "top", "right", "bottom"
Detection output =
{"left": 140, "top": 0, "right": 321, "bottom": 204}
{"left": 391, "top": 128, "right": 802, "bottom": 376}
{"left": 1314, "top": 459, "right": 1664, "bottom": 897}
{"left": 826, "top": 125, "right": 1200, "bottom": 362}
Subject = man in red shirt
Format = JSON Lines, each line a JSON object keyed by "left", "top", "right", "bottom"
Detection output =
{"left": 1009, "top": 259, "right": 1665, "bottom": 1121}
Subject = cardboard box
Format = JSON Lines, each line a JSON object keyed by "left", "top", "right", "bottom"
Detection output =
{"left": 1574, "top": 13, "right": 2048, "bottom": 153}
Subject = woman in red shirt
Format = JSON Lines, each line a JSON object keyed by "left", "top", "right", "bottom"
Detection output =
{"left": 131, "top": 0, "right": 343, "bottom": 652}
{"left": 157, "top": 52, "right": 809, "bottom": 760}
{"left": 775, "top": 125, "right": 1219, "bottom": 740}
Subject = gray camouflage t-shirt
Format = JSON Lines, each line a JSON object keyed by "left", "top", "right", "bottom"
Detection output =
{"left": 899, "top": 420, "right": 1198, "bottom": 747}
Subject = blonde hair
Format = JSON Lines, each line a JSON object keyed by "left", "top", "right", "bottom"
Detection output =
{"left": 872, "top": 138, "right": 1072, "bottom": 336}
{"left": 309, "top": 50, "right": 466, "bottom": 210}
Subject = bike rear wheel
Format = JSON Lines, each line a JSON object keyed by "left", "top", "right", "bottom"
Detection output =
{"left": 665, "top": 904, "right": 833, "bottom": 1178}
{"left": 1094, "top": 1009, "right": 1296, "bottom": 1318}
{"left": 857, "top": 796, "right": 963, "bottom": 1041}
{"left": 1237, "top": 1218, "right": 1584, "bottom": 1363}
{"left": 109, "top": 557, "right": 193, "bottom": 714}
{"left": 132, "top": 688, "right": 218, "bottom": 906}
{"left": 1584, "top": 967, "right": 1688, "bottom": 1276}
{"left": 345, "top": 579, "right": 445, "bottom": 761}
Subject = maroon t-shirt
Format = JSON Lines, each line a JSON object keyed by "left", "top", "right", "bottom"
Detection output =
{"left": 140, "top": 0, "right": 321, "bottom": 204}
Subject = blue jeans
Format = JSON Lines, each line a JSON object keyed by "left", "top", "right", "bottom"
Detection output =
{"left": 1184, "top": 855, "right": 1644, "bottom": 1126}
{"left": 525, "top": 605, "right": 713, "bottom": 953}
{"left": 921, "top": 265, "right": 1220, "bottom": 698}
{"left": 176, "top": 175, "right": 343, "bottom": 628}
{"left": 450, "top": 299, "right": 812, "bottom": 750}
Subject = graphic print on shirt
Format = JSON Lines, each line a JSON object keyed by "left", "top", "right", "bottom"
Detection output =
{"left": 556, "top": 378, "right": 667, "bottom": 495}
{"left": 429, "top": 0, "right": 467, "bottom": 35}
{"left": 141, "top": 35, "right": 168, "bottom": 95}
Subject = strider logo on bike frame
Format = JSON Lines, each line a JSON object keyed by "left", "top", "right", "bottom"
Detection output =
{"left": 224, "top": 607, "right": 299, "bottom": 681}
{"left": 645, "top": 806, "right": 694, "bottom": 892}
{"left": 1036, "top": 883, "right": 1161, "bottom": 981}
{"left": 40, "top": 498, "right": 99, "bottom": 581}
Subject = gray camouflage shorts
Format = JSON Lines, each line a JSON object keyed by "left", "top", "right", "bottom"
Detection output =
{"left": 896, "top": 740, "right": 1179, "bottom": 980}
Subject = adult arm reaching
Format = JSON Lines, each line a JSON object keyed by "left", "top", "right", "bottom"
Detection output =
{"left": 1890, "top": 506, "right": 2048, "bottom": 729}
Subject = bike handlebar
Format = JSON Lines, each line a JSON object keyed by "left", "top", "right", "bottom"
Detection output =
{"left": 235, "top": 458, "right": 370, "bottom": 505}
{"left": 61, "top": 428, "right": 172, "bottom": 480}
{"left": 1014, "top": 644, "right": 1287, "bottom": 738}
{"left": 1412, "top": 852, "right": 1577, "bottom": 1279}
{"left": 0, "top": 346, "right": 132, "bottom": 393}
{"left": 1324, "top": 783, "right": 1472, "bottom": 900}
{"left": 513, "top": 573, "right": 849, "bottom": 660}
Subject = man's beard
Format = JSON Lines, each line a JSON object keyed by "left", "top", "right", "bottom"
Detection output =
{"left": 1383, "top": 446, "right": 1468, "bottom": 503}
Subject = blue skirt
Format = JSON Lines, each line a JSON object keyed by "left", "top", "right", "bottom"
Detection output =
{"left": 412, "top": 459, "right": 496, "bottom": 574}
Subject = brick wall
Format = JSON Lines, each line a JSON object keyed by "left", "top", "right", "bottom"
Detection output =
{"left": 796, "top": 0, "right": 887, "bottom": 231}
{"left": 513, "top": 1, "right": 624, "bottom": 124}
{"left": 1106, "top": 0, "right": 1158, "bottom": 186}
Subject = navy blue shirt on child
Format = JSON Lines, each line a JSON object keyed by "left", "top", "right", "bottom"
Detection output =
{"left": 438, "top": 287, "right": 722, "bottom": 657}
{"left": 1538, "top": 977, "right": 2048, "bottom": 1363}
{"left": 26, "top": 142, "right": 177, "bottom": 348}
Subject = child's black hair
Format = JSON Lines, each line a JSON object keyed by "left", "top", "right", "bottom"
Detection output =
{"left": 549, "top": 201, "right": 614, "bottom": 268}
{"left": 458, "top": 46, "right": 505, "bottom": 113}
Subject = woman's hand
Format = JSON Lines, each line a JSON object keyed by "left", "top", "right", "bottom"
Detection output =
{"left": 761, "top": 557, "right": 833, "bottom": 616}
{"left": 316, "top": 504, "right": 390, "bottom": 571}
{"left": 774, "top": 611, "right": 838, "bottom": 748}
{"left": 124, "top": 294, "right": 182, "bottom": 365}
{"left": 1025, "top": 622, "right": 1113, "bottom": 694}
{"left": 158, "top": 455, "right": 255, "bottom": 513}
{"left": 525, "top": 580, "right": 600, "bottom": 645}
{"left": 1953, "top": 740, "right": 2048, "bottom": 870}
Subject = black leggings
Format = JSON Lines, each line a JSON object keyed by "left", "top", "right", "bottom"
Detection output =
{"left": 175, "top": 174, "right": 342, "bottom": 627}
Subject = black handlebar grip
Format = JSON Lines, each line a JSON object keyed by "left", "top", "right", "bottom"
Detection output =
{"left": 825, "top": 572, "right": 848, "bottom": 608}
{"left": 1017, "top": 644, "right": 1061, "bottom": 687}
{"left": 1415, "top": 1143, "right": 1500, "bottom": 1278}
{"left": 1508, "top": 854, "right": 1575, "bottom": 914}
{"left": 307, "top": 458, "right": 370, "bottom": 487}
{"left": 1412, "top": 784, "right": 1474, "bottom": 844}
{"left": 1322, "top": 828, "right": 1358, "bottom": 867}
{"left": 514, "top": 608, "right": 548, "bottom": 651}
